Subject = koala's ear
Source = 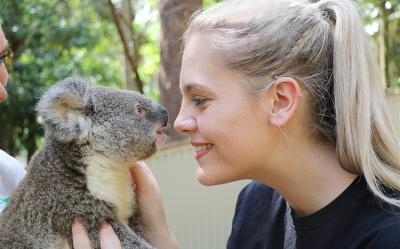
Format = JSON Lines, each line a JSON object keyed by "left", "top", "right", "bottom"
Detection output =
{"left": 36, "top": 77, "right": 94, "bottom": 142}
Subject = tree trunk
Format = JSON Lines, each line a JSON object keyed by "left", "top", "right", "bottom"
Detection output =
{"left": 121, "top": 0, "right": 137, "bottom": 91}
{"left": 394, "top": 16, "right": 400, "bottom": 82}
{"left": 378, "top": 1, "right": 390, "bottom": 88}
{"left": 159, "top": 0, "right": 202, "bottom": 142}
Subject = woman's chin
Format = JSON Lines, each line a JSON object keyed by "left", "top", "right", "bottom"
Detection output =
{"left": 196, "top": 167, "right": 236, "bottom": 186}
{"left": 196, "top": 167, "right": 218, "bottom": 186}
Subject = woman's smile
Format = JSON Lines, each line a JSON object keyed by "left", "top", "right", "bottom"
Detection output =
{"left": 191, "top": 142, "right": 213, "bottom": 160}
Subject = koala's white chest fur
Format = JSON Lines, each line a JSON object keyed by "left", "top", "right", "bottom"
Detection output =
{"left": 85, "top": 154, "right": 135, "bottom": 222}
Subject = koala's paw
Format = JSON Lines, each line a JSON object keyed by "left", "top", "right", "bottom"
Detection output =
{"left": 111, "top": 222, "right": 155, "bottom": 249}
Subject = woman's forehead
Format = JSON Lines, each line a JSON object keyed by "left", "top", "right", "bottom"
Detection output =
{"left": 183, "top": 33, "right": 213, "bottom": 58}
{"left": 182, "top": 33, "right": 251, "bottom": 87}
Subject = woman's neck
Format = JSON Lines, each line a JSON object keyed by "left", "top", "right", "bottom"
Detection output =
{"left": 257, "top": 142, "right": 358, "bottom": 217}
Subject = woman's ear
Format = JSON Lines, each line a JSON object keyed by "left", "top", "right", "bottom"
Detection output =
{"left": 268, "top": 77, "right": 302, "bottom": 127}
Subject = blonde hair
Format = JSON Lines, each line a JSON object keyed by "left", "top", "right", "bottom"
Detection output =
{"left": 184, "top": 0, "right": 400, "bottom": 206}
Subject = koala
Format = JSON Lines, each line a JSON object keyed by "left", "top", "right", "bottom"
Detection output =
{"left": 0, "top": 77, "right": 169, "bottom": 249}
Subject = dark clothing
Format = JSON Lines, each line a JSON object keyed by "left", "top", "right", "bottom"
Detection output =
{"left": 227, "top": 177, "right": 400, "bottom": 249}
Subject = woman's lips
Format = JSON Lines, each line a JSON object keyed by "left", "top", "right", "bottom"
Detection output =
{"left": 192, "top": 143, "right": 213, "bottom": 160}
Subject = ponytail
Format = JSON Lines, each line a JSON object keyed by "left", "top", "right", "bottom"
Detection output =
{"left": 317, "top": 0, "right": 400, "bottom": 206}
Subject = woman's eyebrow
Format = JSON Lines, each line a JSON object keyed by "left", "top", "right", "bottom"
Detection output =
{"left": 182, "top": 82, "right": 213, "bottom": 95}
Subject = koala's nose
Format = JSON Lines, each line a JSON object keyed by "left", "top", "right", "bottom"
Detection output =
{"left": 155, "top": 103, "right": 168, "bottom": 127}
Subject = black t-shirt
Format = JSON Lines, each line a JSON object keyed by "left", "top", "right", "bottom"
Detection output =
{"left": 227, "top": 177, "right": 400, "bottom": 249}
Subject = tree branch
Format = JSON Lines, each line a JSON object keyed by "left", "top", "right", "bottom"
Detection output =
{"left": 107, "top": 0, "right": 144, "bottom": 93}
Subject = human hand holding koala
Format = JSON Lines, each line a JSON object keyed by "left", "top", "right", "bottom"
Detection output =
{"left": 0, "top": 77, "right": 169, "bottom": 249}
{"left": 69, "top": 162, "right": 179, "bottom": 249}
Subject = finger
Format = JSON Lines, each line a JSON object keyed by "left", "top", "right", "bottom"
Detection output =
{"left": 99, "top": 223, "right": 122, "bottom": 249}
{"left": 72, "top": 218, "right": 92, "bottom": 249}
{"left": 62, "top": 239, "right": 71, "bottom": 249}
{"left": 130, "top": 161, "right": 159, "bottom": 194}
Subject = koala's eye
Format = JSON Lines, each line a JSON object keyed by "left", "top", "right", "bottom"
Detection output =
{"left": 136, "top": 104, "right": 144, "bottom": 115}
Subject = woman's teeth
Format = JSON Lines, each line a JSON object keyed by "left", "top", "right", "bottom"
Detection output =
{"left": 194, "top": 144, "right": 212, "bottom": 152}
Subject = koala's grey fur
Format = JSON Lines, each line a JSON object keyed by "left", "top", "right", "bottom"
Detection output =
{"left": 0, "top": 77, "right": 168, "bottom": 249}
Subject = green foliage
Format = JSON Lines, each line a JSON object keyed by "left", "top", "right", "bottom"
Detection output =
{"left": 387, "top": 1, "right": 400, "bottom": 93}
{"left": 0, "top": 0, "right": 124, "bottom": 157}
{"left": 0, "top": 0, "right": 163, "bottom": 158}
{"left": 357, "top": 0, "right": 400, "bottom": 92}
{"left": 203, "top": 0, "right": 222, "bottom": 8}
{"left": 134, "top": 0, "right": 161, "bottom": 100}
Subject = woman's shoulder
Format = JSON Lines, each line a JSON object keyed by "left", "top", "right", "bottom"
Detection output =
{"left": 237, "top": 181, "right": 285, "bottom": 208}
{"left": 233, "top": 181, "right": 289, "bottom": 225}
{"left": 365, "top": 218, "right": 400, "bottom": 249}
{"left": 228, "top": 181, "right": 293, "bottom": 249}
{"left": 348, "top": 180, "right": 400, "bottom": 248}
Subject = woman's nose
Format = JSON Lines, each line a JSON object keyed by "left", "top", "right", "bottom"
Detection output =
{"left": 174, "top": 113, "right": 197, "bottom": 134}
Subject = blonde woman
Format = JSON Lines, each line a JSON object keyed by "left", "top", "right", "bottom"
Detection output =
{"left": 71, "top": 0, "right": 400, "bottom": 248}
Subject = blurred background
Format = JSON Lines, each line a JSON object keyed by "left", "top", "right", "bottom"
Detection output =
{"left": 0, "top": 0, "right": 399, "bottom": 248}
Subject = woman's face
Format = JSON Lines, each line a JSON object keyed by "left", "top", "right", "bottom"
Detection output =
{"left": 0, "top": 27, "right": 9, "bottom": 103}
{"left": 175, "top": 33, "right": 278, "bottom": 186}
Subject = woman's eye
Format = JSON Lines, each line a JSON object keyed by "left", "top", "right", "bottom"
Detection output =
{"left": 192, "top": 97, "right": 207, "bottom": 106}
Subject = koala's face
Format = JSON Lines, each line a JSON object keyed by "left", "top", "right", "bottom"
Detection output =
{"left": 37, "top": 77, "right": 168, "bottom": 163}
{"left": 89, "top": 87, "right": 168, "bottom": 162}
